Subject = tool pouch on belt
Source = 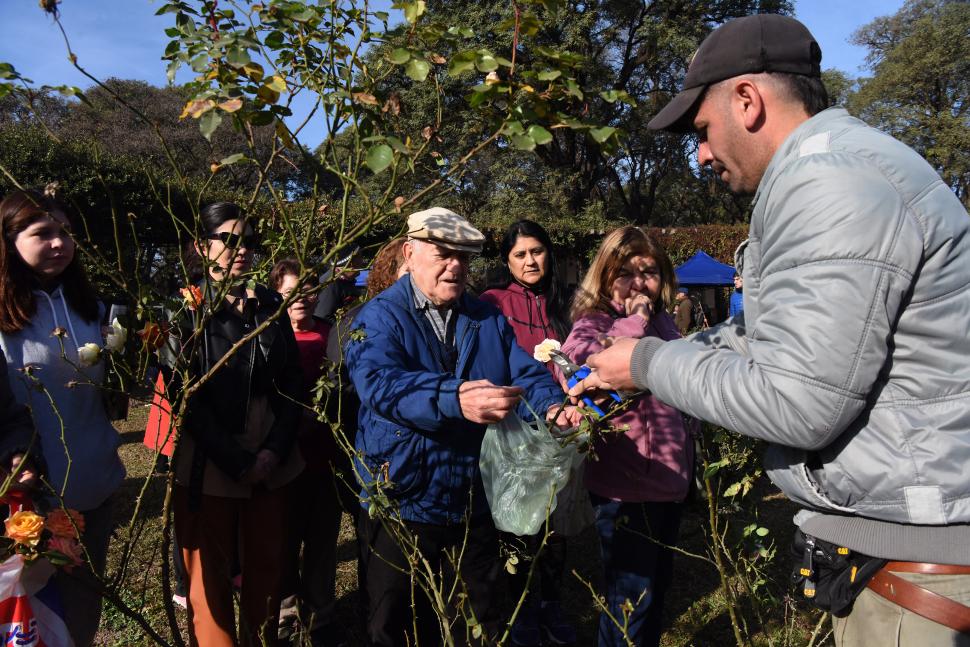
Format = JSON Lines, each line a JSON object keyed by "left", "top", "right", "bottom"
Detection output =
{"left": 790, "top": 528, "right": 887, "bottom": 617}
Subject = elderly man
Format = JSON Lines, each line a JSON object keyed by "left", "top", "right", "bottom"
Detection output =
{"left": 345, "top": 207, "right": 579, "bottom": 647}
{"left": 574, "top": 14, "right": 970, "bottom": 646}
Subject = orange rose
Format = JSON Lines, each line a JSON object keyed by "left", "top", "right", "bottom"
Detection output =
{"left": 137, "top": 322, "right": 170, "bottom": 350}
{"left": 45, "top": 509, "right": 85, "bottom": 539}
{"left": 180, "top": 285, "right": 204, "bottom": 310}
{"left": 46, "top": 536, "right": 84, "bottom": 571}
{"left": 5, "top": 510, "right": 45, "bottom": 547}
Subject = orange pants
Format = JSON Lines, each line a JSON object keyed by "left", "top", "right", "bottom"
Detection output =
{"left": 174, "top": 482, "right": 294, "bottom": 647}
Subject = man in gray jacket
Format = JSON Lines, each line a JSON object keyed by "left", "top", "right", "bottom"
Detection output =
{"left": 572, "top": 13, "right": 970, "bottom": 645}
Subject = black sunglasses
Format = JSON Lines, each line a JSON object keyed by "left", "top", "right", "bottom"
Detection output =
{"left": 206, "top": 232, "right": 261, "bottom": 250}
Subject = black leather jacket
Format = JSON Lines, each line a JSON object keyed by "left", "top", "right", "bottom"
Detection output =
{"left": 167, "top": 282, "right": 302, "bottom": 486}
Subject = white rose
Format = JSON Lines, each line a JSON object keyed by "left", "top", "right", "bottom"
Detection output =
{"left": 104, "top": 318, "right": 127, "bottom": 353}
{"left": 77, "top": 343, "right": 101, "bottom": 368}
{"left": 533, "top": 338, "right": 561, "bottom": 363}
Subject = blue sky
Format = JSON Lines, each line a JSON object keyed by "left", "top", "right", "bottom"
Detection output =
{"left": 1, "top": 0, "right": 904, "bottom": 147}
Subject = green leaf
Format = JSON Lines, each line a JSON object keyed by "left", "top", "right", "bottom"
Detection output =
{"left": 504, "top": 121, "right": 525, "bottom": 136}
{"left": 589, "top": 126, "right": 616, "bottom": 143}
{"left": 510, "top": 133, "right": 536, "bottom": 151}
{"left": 723, "top": 482, "right": 741, "bottom": 497}
{"left": 219, "top": 153, "right": 248, "bottom": 166}
{"left": 199, "top": 110, "right": 222, "bottom": 141}
{"left": 599, "top": 89, "right": 637, "bottom": 106}
{"left": 448, "top": 51, "right": 477, "bottom": 76}
{"left": 756, "top": 527, "right": 770, "bottom": 537}
{"left": 467, "top": 90, "right": 489, "bottom": 108}
{"left": 226, "top": 47, "right": 251, "bottom": 67}
{"left": 527, "top": 125, "right": 552, "bottom": 145}
{"left": 403, "top": 0, "right": 426, "bottom": 24}
{"left": 386, "top": 136, "right": 409, "bottom": 154}
{"left": 264, "top": 31, "right": 285, "bottom": 49}
{"left": 365, "top": 144, "right": 393, "bottom": 173}
{"left": 249, "top": 110, "right": 274, "bottom": 126}
{"left": 537, "top": 70, "right": 561, "bottom": 81}
{"left": 390, "top": 48, "right": 411, "bottom": 65}
{"left": 475, "top": 53, "right": 498, "bottom": 72}
{"left": 564, "top": 78, "right": 583, "bottom": 99}
{"left": 703, "top": 458, "right": 729, "bottom": 479}
{"left": 405, "top": 58, "right": 431, "bottom": 82}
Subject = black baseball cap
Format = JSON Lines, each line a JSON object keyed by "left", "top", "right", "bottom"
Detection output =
{"left": 648, "top": 14, "right": 822, "bottom": 133}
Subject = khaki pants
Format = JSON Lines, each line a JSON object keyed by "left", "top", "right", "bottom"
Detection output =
{"left": 834, "top": 572, "right": 970, "bottom": 647}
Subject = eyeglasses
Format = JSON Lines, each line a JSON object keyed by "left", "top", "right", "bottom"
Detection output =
{"left": 206, "top": 232, "right": 261, "bottom": 251}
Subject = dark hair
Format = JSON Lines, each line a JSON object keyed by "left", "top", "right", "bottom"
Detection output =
{"left": 200, "top": 201, "right": 245, "bottom": 234}
{"left": 367, "top": 237, "right": 407, "bottom": 298}
{"left": 0, "top": 189, "right": 99, "bottom": 333}
{"left": 185, "top": 201, "right": 249, "bottom": 280}
{"left": 269, "top": 257, "right": 302, "bottom": 291}
{"left": 492, "top": 220, "right": 571, "bottom": 340}
{"left": 770, "top": 72, "right": 829, "bottom": 116}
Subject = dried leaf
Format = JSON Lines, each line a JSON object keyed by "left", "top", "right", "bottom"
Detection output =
{"left": 382, "top": 92, "right": 401, "bottom": 115}
{"left": 218, "top": 98, "right": 243, "bottom": 113}
{"left": 352, "top": 92, "right": 379, "bottom": 106}
{"left": 179, "top": 99, "right": 216, "bottom": 120}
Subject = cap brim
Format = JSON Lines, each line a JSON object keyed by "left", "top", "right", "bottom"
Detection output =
{"left": 647, "top": 85, "right": 707, "bottom": 133}
{"left": 429, "top": 240, "right": 482, "bottom": 254}
{"left": 411, "top": 235, "right": 482, "bottom": 254}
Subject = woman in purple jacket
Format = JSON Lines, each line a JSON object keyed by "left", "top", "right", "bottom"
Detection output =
{"left": 562, "top": 226, "right": 692, "bottom": 647}
{"left": 480, "top": 220, "right": 575, "bottom": 646}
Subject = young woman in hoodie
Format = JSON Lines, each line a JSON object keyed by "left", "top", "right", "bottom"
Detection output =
{"left": 562, "top": 226, "right": 692, "bottom": 647}
{"left": 0, "top": 189, "right": 126, "bottom": 646}
{"left": 480, "top": 220, "right": 576, "bottom": 647}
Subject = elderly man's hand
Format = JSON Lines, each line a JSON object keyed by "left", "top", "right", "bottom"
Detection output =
{"left": 567, "top": 337, "right": 640, "bottom": 397}
{"left": 459, "top": 380, "right": 524, "bottom": 424}
{"left": 545, "top": 404, "right": 583, "bottom": 430}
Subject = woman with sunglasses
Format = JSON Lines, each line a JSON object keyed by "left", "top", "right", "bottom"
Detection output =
{"left": 168, "top": 202, "right": 304, "bottom": 647}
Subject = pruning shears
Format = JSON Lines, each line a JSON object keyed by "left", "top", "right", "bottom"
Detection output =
{"left": 549, "top": 349, "right": 623, "bottom": 418}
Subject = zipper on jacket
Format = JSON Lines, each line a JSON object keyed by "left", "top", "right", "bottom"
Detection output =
{"left": 241, "top": 325, "right": 256, "bottom": 441}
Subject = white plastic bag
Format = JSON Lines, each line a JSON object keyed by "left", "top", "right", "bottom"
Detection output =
{"left": 480, "top": 404, "right": 582, "bottom": 536}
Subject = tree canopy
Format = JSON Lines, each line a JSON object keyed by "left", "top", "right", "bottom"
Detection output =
{"left": 850, "top": 0, "right": 970, "bottom": 206}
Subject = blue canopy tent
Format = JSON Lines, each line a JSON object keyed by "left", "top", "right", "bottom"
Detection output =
{"left": 674, "top": 251, "right": 736, "bottom": 324}
{"left": 674, "top": 250, "right": 735, "bottom": 286}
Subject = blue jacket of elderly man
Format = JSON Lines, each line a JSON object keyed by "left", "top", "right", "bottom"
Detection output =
{"left": 344, "top": 273, "right": 563, "bottom": 526}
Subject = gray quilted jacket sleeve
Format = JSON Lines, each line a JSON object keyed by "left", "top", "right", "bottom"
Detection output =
{"left": 633, "top": 152, "right": 921, "bottom": 451}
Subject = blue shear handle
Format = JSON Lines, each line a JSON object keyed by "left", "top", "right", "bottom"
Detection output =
{"left": 568, "top": 366, "right": 622, "bottom": 417}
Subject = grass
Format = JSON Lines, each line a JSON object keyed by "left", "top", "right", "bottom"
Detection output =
{"left": 96, "top": 405, "right": 831, "bottom": 646}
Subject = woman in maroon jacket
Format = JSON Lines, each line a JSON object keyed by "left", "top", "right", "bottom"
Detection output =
{"left": 480, "top": 219, "right": 574, "bottom": 647}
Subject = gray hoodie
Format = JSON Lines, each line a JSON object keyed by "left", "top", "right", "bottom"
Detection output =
{"left": 0, "top": 285, "right": 125, "bottom": 511}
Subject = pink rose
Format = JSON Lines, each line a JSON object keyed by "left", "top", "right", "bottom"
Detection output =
{"left": 46, "top": 536, "right": 84, "bottom": 571}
